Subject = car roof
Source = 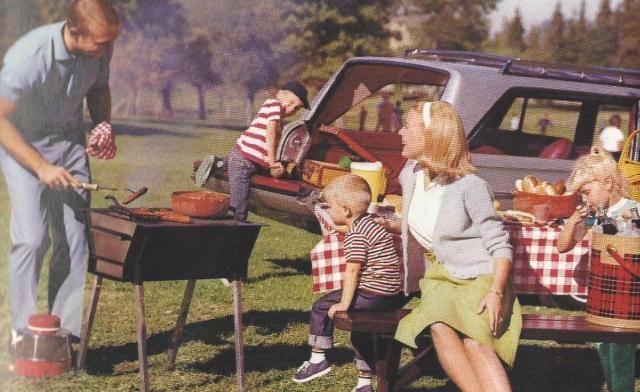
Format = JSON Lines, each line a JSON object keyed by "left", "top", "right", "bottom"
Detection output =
{"left": 307, "top": 51, "right": 640, "bottom": 133}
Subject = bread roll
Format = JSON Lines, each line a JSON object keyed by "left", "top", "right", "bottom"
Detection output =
{"left": 515, "top": 179, "right": 523, "bottom": 192}
{"left": 552, "top": 179, "right": 565, "bottom": 195}
{"left": 522, "top": 176, "right": 538, "bottom": 193}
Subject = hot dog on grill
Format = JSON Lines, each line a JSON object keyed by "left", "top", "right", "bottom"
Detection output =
{"left": 123, "top": 187, "right": 148, "bottom": 205}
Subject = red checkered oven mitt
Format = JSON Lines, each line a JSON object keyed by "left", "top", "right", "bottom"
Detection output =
{"left": 86, "top": 122, "right": 117, "bottom": 160}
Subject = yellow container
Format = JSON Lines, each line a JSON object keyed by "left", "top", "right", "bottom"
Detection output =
{"left": 350, "top": 161, "right": 387, "bottom": 202}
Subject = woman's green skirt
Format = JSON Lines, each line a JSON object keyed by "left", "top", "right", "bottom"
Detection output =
{"left": 395, "top": 261, "right": 522, "bottom": 367}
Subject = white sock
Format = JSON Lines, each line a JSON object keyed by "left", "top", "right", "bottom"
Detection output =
{"left": 356, "top": 375, "right": 371, "bottom": 388}
{"left": 309, "top": 350, "right": 326, "bottom": 364}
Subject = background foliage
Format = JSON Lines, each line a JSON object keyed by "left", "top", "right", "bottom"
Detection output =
{"left": 1, "top": 0, "right": 639, "bottom": 124}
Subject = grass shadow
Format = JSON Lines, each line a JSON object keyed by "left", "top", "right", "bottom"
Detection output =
{"left": 84, "top": 309, "right": 310, "bottom": 375}
{"left": 190, "top": 343, "right": 355, "bottom": 375}
{"left": 511, "top": 345, "right": 605, "bottom": 391}
{"left": 266, "top": 257, "right": 312, "bottom": 275}
{"left": 110, "top": 122, "right": 197, "bottom": 138}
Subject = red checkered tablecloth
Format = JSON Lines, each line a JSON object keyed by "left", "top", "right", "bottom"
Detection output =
{"left": 506, "top": 222, "right": 590, "bottom": 296}
{"left": 310, "top": 208, "right": 591, "bottom": 296}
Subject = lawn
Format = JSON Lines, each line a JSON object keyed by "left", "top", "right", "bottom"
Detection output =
{"left": 0, "top": 118, "right": 626, "bottom": 391}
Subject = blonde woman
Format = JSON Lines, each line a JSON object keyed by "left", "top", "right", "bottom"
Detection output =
{"left": 378, "top": 101, "right": 522, "bottom": 392}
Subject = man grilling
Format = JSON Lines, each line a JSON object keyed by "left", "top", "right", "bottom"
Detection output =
{"left": 0, "top": 0, "right": 120, "bottom": 349}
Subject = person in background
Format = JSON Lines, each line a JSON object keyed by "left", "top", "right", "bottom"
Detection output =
{"left": 558, "top": 146, "right": 637, "bottom": 392}
{"left": 0, "top": 0, "right": 120, "bottom": 347}
{"left": 380, "top": 101, "right": 521, "bottom": 392}
{"left": 598, "top": 114, "right": 625, "bottom": 161}
{"left": 537, "top": 115, "right": 552, "bottom": 135}
{"left": 394, "top": 100, "right": 403, "bottom": 131}
{"left": 375, "top": 91, "right": 396, "bottom": 133}
{"left": 293, "top": 174, "right": 404, "bottom": 392}
{"left": 228, "top": 80, "right": 309, "bottom": 222}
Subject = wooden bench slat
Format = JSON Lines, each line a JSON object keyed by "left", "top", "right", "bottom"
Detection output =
{"left": 334, "top": 310, "right": 640, "bottom": 344}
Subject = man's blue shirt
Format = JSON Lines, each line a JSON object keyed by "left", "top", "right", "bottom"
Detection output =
{"left": 0, "top": 22, "right": 111, "bottom": 142}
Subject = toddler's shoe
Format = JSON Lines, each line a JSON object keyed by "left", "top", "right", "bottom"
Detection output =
{"left": 352, "top": 385, "right": 373, "bottom": 392}
{"left": 292, "top": 360, "right": 332, "bottom": 383}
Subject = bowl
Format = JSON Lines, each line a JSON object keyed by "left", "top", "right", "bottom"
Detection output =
{"left": 512, "top": 191, "right": 579, "bottom": 219}
{"left": 171, "top": 190, "right": 230, "bottom": 218}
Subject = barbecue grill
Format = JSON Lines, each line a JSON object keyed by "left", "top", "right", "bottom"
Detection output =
{"left": 77, "top": 209, "right": 263, "bottom": 391}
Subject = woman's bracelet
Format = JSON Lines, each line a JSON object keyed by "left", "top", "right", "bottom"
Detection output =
{"left": 490, "top": 289, "right": 504, "bottom": 298}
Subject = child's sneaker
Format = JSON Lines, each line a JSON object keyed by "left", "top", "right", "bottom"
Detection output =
{"left": 352, "top": 385, "right": 373, "bottom": 392}
{"left": 292, "top": 360, "right": 332, "bottom": 383}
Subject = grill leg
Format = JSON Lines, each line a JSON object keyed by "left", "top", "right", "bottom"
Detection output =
{"left": 77, "top": 274, "right": 102, "bottom": 370}
{"left": 135, "top": 282, "right": 150, "bottom": 392}
{"left": 232, "top": 280, "right": 245, "bottom": 392}
{"left": 167, "top": 279, "right": 197, "bottom": 370}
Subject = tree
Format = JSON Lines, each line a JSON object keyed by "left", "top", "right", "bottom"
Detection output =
{"left": 542, "top": 2, "right": 565, "bottom": 63}
{"left": 402, "top": 0, "right": 498, "bottom": 51}
{"left": 580, "top": 0, "right": 617, "bottom": 66}
{"left": 613, "top": 0, "right": 640, "bottom": 67}
{"left": 285, "top": 0, "right": 396, "bottom": 82}
{"left": 505, "top": 8, "right": 526, "bottom": 52}
{"left": 556, "top": 2, "right": 589, "bottom": 65}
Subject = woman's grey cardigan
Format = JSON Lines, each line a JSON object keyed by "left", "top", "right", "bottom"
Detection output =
{"left": 399, "top": 160, "right": 512, "bottom": 295}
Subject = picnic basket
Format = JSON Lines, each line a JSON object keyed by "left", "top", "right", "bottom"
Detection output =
{"left": 301, "top": 159, "right": 349, "bottom": 188}
{"left": 619, "top": 129, "right": 640, "bottom": 201}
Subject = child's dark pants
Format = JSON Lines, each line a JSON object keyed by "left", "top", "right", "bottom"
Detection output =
{"left": 308, "top": 289, "right": 406, "bottom": 372}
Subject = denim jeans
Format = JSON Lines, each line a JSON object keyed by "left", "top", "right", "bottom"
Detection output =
{"left": 228, "top": 148, "right": 257, "bottom": 222}
{"left": 308, "top": 289, "right": 407, "bottom": 372}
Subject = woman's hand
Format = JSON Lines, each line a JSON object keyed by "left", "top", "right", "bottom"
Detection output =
{"left": 477, "top": 290, "right": 505, "bottom": 336}
{"left": 328, "top": 302, "right": 349, "bottom": 319}
{"left": 373, "top": 216, "right": 401, "bottom": 234}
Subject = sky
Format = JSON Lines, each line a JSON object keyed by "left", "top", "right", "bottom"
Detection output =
{"left": 489, "top": 0, "right": 624, "bottom": 34}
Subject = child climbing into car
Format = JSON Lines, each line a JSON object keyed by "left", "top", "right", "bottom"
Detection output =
{"left": 293, "top": 174, "right": 404, "bottom": 392}
{"left": 228, "top": 80, "right": 309, "bottom": 221}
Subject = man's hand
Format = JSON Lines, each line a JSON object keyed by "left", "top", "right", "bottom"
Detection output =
{"left": 36, "top": 163, "right": 80, "bottom": 189}
{"left": 86, "top": 122, "right": 116, "bottom": 160}
{"left": 328, "top": 302, "right": 349, "bottom": 319}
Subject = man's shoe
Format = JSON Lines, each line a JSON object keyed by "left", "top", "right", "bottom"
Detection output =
{"left": 352, "top": 384, "right": 373, "bottom": 392}
{"left": 292, "top": 360, "right": 332, "bottom": 383}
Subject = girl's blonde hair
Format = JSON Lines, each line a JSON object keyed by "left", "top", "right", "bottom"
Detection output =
{"left": 566, "top": 146, "right": 629, "bottom": 196}
{"left": 410, "top": 100, "right": 476, "bottom": 180}
{"left": 323, "top": 174, "right": 371, "bottom": 217}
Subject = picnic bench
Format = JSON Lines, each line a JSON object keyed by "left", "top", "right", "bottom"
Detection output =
{"left": 333, "top": 309, "right": 640, "bottom": 392}
{"left": 323, "top": 222, "right": 640, "bottom": 391}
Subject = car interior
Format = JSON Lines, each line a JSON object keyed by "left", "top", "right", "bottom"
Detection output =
{"left": 468, "top": 88, "right": 638, "bottom": 160}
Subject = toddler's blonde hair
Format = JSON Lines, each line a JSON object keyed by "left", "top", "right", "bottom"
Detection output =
{"left": 323, "top": 174, "right": 371, "bottom": 217}
{"left": 566, "top": 146, "right": 629, "bottom": 197}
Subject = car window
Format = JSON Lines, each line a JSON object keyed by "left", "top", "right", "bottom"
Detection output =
{"left": 499, "top": 98, "right": 581, "bottom": 139}
{"left": 331, "top": 83, "right": 442, "bottom": 132}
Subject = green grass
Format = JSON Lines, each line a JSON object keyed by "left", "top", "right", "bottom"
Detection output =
{"left": 0, "top": 118, "right": 629, "bottom": 391}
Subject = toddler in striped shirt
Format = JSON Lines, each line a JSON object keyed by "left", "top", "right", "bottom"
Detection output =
{"left": 293, "top": 175, "right": 405, "bottom": 392}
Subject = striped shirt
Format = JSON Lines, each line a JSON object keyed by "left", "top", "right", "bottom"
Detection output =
{"left": 236, "top": 98, "right": 283, "bottom": 168}
{"left": 345, "top": 214, "right": 401, "bottom": 296}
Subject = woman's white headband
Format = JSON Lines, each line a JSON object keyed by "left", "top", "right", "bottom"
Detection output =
{"left": 422, "top": 102, "right": 432, "bottom": 128}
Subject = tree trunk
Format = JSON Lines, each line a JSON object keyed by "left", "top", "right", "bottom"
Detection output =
{"left": 161, "top": 80, "right": 174, "bottom": 116}
{"left": 196, "top": 84, "right": 206, "bottom": 120}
